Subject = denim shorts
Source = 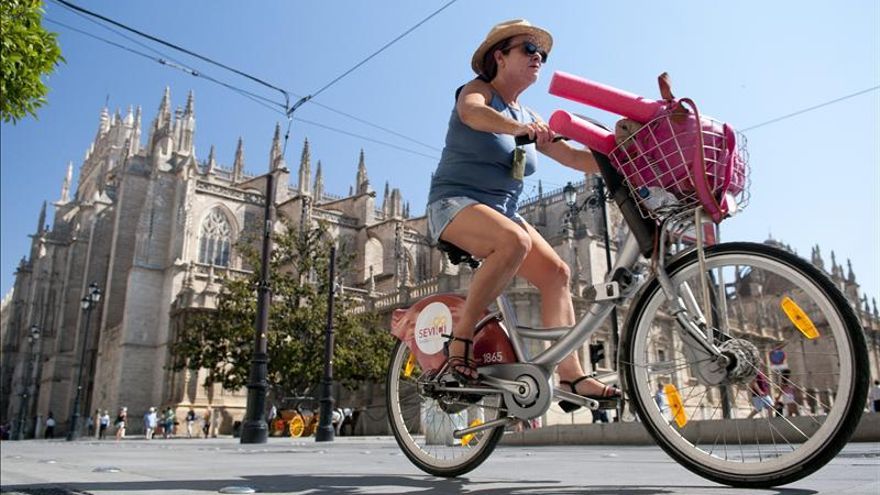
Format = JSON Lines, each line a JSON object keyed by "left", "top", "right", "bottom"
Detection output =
{"left": 426, "top": 196, "right": 525, "bottom": 245}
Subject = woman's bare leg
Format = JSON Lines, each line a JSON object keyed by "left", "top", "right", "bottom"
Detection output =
{"left": 515, "top": 222, "right": 614, "bottom": 397}
{"left": 439, "top": 205, "right": 532, "bottom": 375}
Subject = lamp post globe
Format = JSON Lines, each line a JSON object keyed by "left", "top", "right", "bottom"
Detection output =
{"left": 563, "top": 181, "right": 577, "bottom": 208}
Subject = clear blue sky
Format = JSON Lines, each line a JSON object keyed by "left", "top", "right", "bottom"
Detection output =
{"left": 1, "top": 1, "right": 878, "bottom": 305}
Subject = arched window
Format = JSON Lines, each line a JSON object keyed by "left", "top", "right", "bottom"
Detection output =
{"left": 198, "top": 209, "right": 232, "bottom": 266}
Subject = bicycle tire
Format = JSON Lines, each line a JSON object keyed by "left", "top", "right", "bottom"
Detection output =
{"left": 386, "top": 340, "right": 505, "bottom": 477}
{"left": 621, "top": 242, "right": 868, "bottom": 488}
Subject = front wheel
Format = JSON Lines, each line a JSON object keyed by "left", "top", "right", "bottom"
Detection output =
{"left": 621, "top": 242, "right": 868, "bottom": 488}
{"left": 385, "top": 340, "right": 505, "bottom": 477}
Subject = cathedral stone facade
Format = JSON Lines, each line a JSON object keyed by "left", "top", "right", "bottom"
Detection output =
{"left": 2, "top": 89, "right": 879, "bottom": 438}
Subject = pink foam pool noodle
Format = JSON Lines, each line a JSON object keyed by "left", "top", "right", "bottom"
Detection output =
{"left": 549, "top": 110, "right": 616, "bottom": 155}
{"left": 549, "top": 71, "right": 662, "bottom": 123}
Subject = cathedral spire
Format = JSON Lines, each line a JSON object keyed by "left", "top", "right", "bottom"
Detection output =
{"left": 811, "top": 244, "right": 824, "bottom": 270}
{"left": 153, "top": 86, "right": 172, "bottom": 133}
{"left": 355, "top": 149, "right": 370, "bottom": 194}
{"left": 205, "top": 145, "right": 217, "bottom": 175}
{"left": 233, "top": 137, "right": 244, "bottom": 183}
{"left": 270, "top": 123, "right": 285, "bottom": 170}
{"left": 159, "top": 86, "right": 171, "bottom": 121}
{"left": 184, "top": 90, "right": 194, "bottom": 115}
{"left": 131, "top": 105, "right": 142, "bottom": 153}
{"left": 36, "top": 201, "right": 47, "bottom": 234}
{"left": 96, "top": 105, "right": 110, "bottom": 139}
{"left": 179, "top": 90, "right": 196, "bottom": 154}
{"left": 313, "top": 160, "right": 324, "bottom": 202}
{"left": 383, "top": 181, "right": 390, "bottom": 214}
{"left": 297, "top": 138, "right": 311, "bottom": 194}
{"left": 60, "top": 161, "right": 73, "bottom": 204}
{"left": 846, "top": 259, "right": 856, "bottom": 284}
{"left": 830, "top": 250, "right": 840, "bottom": 279}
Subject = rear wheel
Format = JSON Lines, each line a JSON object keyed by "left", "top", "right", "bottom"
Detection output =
{"left": 621, "top": 242, "right": 868, "bottom": 487}
{"left": 386, "top": 340, "right": 505, "bottom": 477}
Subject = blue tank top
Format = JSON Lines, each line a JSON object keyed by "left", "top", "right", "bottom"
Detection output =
{"left": 427, "top": 93, "right": 538, "bottom": 217}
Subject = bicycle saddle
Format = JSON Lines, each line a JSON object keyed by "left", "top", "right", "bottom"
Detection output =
{"left": 437, "top": 240, "right": 480, "bottom": 269}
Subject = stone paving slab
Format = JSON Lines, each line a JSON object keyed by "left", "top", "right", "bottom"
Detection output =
{"left": 1, "top": 436, "right": 878, "bottom": 494}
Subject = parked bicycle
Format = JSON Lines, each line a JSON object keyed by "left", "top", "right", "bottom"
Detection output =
{"left": 385, "top": 71, "right": 868, "bottom": 488}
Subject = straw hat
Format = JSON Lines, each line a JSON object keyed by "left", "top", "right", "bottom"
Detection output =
{"left": 471, "top": 19, "right": 553, "bottom": 76}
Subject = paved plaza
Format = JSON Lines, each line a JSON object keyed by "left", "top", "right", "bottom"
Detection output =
{"left": 1, "top": 436, "right": 878, "bottom": 494}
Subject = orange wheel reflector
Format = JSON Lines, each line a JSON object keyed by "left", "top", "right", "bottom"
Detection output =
{"left": 664, "top": 384, "right": 688, "bottom": 428}
{"left": 460, "top": 419, "right": 483, "bottom": 446}
{"left": 781, "top": 296, "right": 820, "bottom": 339}
{"left": 404, "top": 353, "right": 416, "bottom": 377}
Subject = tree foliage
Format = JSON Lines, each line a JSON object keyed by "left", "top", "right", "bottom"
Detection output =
{"left": 1, "top": 0, "right": 64, "bottom": 123}
{"left": 171, "top": 221, "right": 394, "bottom": 401}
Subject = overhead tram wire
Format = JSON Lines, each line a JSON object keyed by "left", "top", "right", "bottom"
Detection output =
{"left": 50, "top": 0, "right": 292, "bottom": 110}
{"left": 44, "top": 17, "right": 442, "bottom": 162}
{"left": 48, "top": 6, "right": 286, "bottom": 112}
{"left": 305, "top": 0, "right": 459, "bottom": 101}
{"left": 293, "top": 118, "right": 440, "bottom": 161}
{"left": 49, "top": 0, "right": 453, "bottom": 158}
{"left": 44, "top": 18, "right": 288, "bottom": 116}
{"left": 740, "top": 85, "right": 880, "bottom": 132}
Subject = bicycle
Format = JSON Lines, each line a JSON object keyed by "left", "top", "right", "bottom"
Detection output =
{"left": 385, "top": 71, "right": 869, "bottom": 488}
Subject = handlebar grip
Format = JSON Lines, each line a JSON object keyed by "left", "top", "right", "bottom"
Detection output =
{"left": 514, "top": 135, "right": 568, "bottom": 146}
{"left": 548, "top": 110, "right": 616, "bottom": 155}
{"left": 514, "top": 134, "right": 535, "bottom": 146}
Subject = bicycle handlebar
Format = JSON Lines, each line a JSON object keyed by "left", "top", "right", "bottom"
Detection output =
{"left": 513, "top": 134, "right": 568, "bottom": 146}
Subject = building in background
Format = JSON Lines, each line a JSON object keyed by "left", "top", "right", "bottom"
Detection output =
{"left": 2, "top": 90, "right": 878, "bottom": 437}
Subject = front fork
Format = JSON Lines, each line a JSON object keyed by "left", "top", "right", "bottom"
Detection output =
{"left": 654, "top": 210, "right": 730, "bottom": 383}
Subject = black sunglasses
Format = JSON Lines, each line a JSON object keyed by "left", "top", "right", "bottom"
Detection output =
{"left": 505, "top": 41, "right": 548, "bottom": 63}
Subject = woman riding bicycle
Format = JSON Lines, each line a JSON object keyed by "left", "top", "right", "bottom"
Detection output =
{"left": 426, "top": 19, "right": 620, "bottom": 406}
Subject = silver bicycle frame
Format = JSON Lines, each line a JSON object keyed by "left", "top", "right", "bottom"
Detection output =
{"left": 495, "top": 231, "right": 642, "bottom": 376}
{"left": 493, "top": 210, "right": 725, "bottom": 380}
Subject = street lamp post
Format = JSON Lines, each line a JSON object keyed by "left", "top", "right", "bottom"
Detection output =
{"left": 564, "top": 178, "right": 620, "bottom": 360}
{"left": 15, "top": 325, "right": 41, "bottom": 440}
{"left": 67, "top": 282, "right": 101, "bottom": 441}
{"left": 315, "top": 244, "right": 337, "bottom": 442}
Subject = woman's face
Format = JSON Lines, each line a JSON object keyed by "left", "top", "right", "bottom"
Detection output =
{"left": 496, "top": 34, "right": 547, "bottom": 85}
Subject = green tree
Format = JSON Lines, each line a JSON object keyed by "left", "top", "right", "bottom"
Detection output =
{"left": 1, "top": 0, "right": 64, "bottom": 123}
{"left": 171, "top": 221, "right": 394, "bottom": 401}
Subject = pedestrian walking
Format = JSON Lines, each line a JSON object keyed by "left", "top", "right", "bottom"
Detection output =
{"left": 747, "top": 371, "right": 773, "bottom": 419}
{"left": 86, "top": 414, "right": 95, "bottom": 437}
{"left": 143, "top": 407, "right": 157, "bottom": 440}
{"left": 202, "top": 409, "right": 211, "bottom": 438}
{"left": 163, "top": 407, "right": 175, "bottom": 439}
{"left": 99, "top": 410, "right": 110, "bottom": 439}
{"left": 114, "top": 407, "right": 127, "bottom": 440}
{"left": 185, "top": 408, "right": 196, "bottom": 438}
{"left": 44, "top": 412, "right": 56, "bottom": 439}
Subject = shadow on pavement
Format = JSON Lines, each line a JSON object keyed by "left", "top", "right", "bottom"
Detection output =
{"left": 0, "top": 473, "right": 821, "bottom": 495}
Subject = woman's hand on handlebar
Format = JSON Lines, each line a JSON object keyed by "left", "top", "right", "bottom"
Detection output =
{"left": 515, "top": 121, "right": 555, "bottom": 146}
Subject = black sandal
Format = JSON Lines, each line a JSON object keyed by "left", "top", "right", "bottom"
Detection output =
{"left": 558, "top": 375, "right": 621, "bottom": 412}
{"left": 441, "top": 335, "right": 479, "bottom": 383}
